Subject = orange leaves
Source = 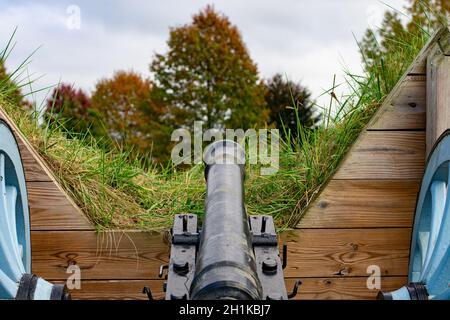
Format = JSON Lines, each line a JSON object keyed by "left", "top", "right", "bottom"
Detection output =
{"left": 150, "top": 5, "right": 268, "bottom": 129}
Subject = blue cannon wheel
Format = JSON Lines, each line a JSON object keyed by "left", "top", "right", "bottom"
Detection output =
{"left": 0, "top": 120, "right": 31, "bottom": 299}
{"left": 381, "top": 132, "right": 450, "bottom": 300}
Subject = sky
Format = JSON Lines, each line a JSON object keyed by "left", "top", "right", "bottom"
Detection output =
{"left": 0, "top": 0, "right": 409, "bottom": 108}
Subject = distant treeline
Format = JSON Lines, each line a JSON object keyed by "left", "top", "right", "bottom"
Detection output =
{"left": 1, "top": 0, "right": 448, "bottom": 164}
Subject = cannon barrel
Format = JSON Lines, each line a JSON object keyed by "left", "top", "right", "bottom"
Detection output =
{"left": 162, "top": 140, "right": 290, "bottom": 300}
{"left": 189, "top": 140, "right": 263, "bottom": 300}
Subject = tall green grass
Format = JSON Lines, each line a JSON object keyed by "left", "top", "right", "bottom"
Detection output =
{"left": 0, "top": 22, "right": 434, "bottom": 231}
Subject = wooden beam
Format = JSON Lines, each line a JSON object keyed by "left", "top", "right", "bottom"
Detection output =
{"left": 28, "top": 182, "right": 93, "bottom": 230}
{"left": 31, "top": 230, "right": 170, "bottom": 280}
{"left": 298, "top": 180, "right": 419, "bottom": 228}
{"left": 0, "top": 106, "right": 92, "bottom": 230}
{"left": 32, "top": 228, "right": 410, "bottom": 280}
{"left": 61, "top": 277, "right": 407, "bottom": 300}
{"left": 281, "top": 228, "right": 410, "bottom": 278}
{"left": 368, "top": 76, "right": 426, "bottom": 130}
{"left": 334, "top": 131, "right": 425, "bottom": 180}
{"left": 288, "top": 276, "right": 406, "bottom": 300}
{"left": 426, "top": 49, "right": 450, "bottom": 156}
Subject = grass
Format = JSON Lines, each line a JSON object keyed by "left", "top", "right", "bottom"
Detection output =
{"left": 0, "top": 22, "right": 435, "bottom": 232}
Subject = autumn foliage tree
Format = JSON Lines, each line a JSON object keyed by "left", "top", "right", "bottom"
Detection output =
{"left": 150, "top": 5, "right": 268, "bottom": 130}
{"left": 91, "top": 71, "right": 169, "bottom": 160}
{"left": 265, "top": 74, "right": 319, "bottom": 137}
{"left": 46, "top": 83, "right": 98, "bottom": 135}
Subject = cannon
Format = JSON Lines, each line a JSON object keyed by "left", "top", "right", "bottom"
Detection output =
{"left": 0, "top": 120, "right": 70, "bottom": 300}
{"left": 156, "top": 140, "right": 299, "bottom": 300}
{"left": 2, "top": 118, "right": 449, "bottom": 300}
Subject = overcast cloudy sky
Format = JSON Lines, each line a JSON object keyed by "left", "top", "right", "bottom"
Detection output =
{"left": 0, "top": 0, "right": 408, "bottom": 107}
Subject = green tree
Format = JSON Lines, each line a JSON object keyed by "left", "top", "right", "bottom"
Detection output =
{"left": 150, "top": 5, "right": 268, "bottom": 130}
{"left": 265, "top": 74, "right": 319, "bottom": 137}
{"left": 360, "top": 11, "right": 407, "bottom": 74}
{"left": 407, "top": 0, "right": 449, "bottom": 32}
{"left": 0, "top": 58, "right": 24, "bottom": 106}
{"left": 360, "top": 0, "right": 449, "bottom": 74}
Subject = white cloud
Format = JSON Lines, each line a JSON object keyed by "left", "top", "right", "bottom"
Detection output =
{"left": 0, "top": 0, "right": 408, "bottom": 108}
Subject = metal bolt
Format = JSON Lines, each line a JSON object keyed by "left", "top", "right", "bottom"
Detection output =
{"left": 173, "top": 261, "right": 189, "bottom": 275}
{"left": 266, "top": 294, "right": 283, "bottom": 300}
{"left": 262, "top": 258, "right": 277, "bottom": 275}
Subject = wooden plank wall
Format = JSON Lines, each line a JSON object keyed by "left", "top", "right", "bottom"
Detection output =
{"left": 1, "top": 107, "right": 409, "bottom": 300}
{"left": 294, "top": 30, "right": 450, "bottom": 299}
{"left": 0, "top": 108, "right": 93, "bottom": 232}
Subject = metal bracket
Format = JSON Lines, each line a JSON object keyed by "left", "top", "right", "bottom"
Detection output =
{"left": 164, "top": 214, "right": 198, "bottom": 300}
{"left": 249, "top": 215, "right": 289, "bottom": 300}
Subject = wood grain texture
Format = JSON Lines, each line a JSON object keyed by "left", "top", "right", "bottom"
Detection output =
{"left": 18, "top": 139, "right": 53, "bottom": 182}
{"left": 31, "top": 230, "right": 171, "bottom": 280}
{"left": 0, "top": 108, "right": 52, "bottom": 182}
{"left": 62, "top": 277, "right": 407, "bottom": 300}
{"left": 334, "top": 131, "right": 425, "bottom": 180}
{"left": 1, "top": 106, "right": 92, "bottom": 230}
{"left": 28, "top": 182, "right": 93, "bottom": 230}
{"left": 368, "top": 77, "right": 426, "bottom": 130}
{"left": 281, "top": 228, "right": 411, "bottom": 278}
{"left": 64, "top": 280, "right": 165, "bottom": 300}
{"left": 289, "top": 276, "right": 407, "bottom": 300}
{"left": 426, "top": 53, "right": 450, "bottom": 156}
{"left": 298, "top": 180, "right": 420, "bottom": 228}
{"left": 406, "top": 27, "right": 449, "bottom": 75}
{"left": 32, "top": 228, "right": 410, "bottom": 280}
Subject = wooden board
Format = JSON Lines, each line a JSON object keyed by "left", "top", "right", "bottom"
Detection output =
{"left": 334, "top": 131, "right": 425, "bottom": 180}
{"left": 0, "top": 108, "right": 53, "bottom": 182}
{"left": 298, "top": 180, "right": 420, "bottom": 228}
{"left": 281, "top": 228, "right": 410, "bottom": 278}
{"left": 368, "top": 77, "right": 426, "bottom": 130}
{"left": 28, "top": 182, "right": 93, "bottom": 230}
{"left": 18, "top": 139, "right": 53, "bottom": 182}
{"left": 32, "top": 228, "right": 410, "bottom": 280}
{"left": 31, "top": 231, "right": 170, "bottom": 280}
{"left": 62, "top": 277, "right": 407, "bottom": 300}
{"left": 291, "top": 276, "right": 407, "bottom": 300}
{"left": 426, "top": 53, "right": 450, "bottom": 156}
{"left": 406, "top": 27, "right": 449, "bottom": 75}
{"left": 0, "top": 107, "right": 92, "bottom": 231}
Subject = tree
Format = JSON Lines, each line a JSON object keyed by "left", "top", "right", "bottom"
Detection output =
{"left": 46, "top": 83, "right": 99, "bottom": 135}
{"left": 406, "top": 0, "right": 449, "bottom": 32}
{"left": 360, "top": 11, "right": 407, "bottom": 74}
{"left": 360, "top": 0, "right": 450, "bottom": 74}
{"left": 150, "top": 5, "right": 268, "bottom": 130}
{"left": 265, "top": 74, "right": 319, "bottom": 137}
{"left": 91, "top": 71, "right": 169, "bottom": 161}
{"left": 0, "top": 58, "right": 24, "bottom": 106}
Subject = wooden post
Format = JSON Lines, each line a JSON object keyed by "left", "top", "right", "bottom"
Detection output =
{"left": 426, "top": 44, "right": 450, "bottom": 157}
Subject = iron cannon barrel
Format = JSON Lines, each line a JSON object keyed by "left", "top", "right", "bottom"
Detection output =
{"left": 189, "top": 140, "right": 263, "bottom": 300}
